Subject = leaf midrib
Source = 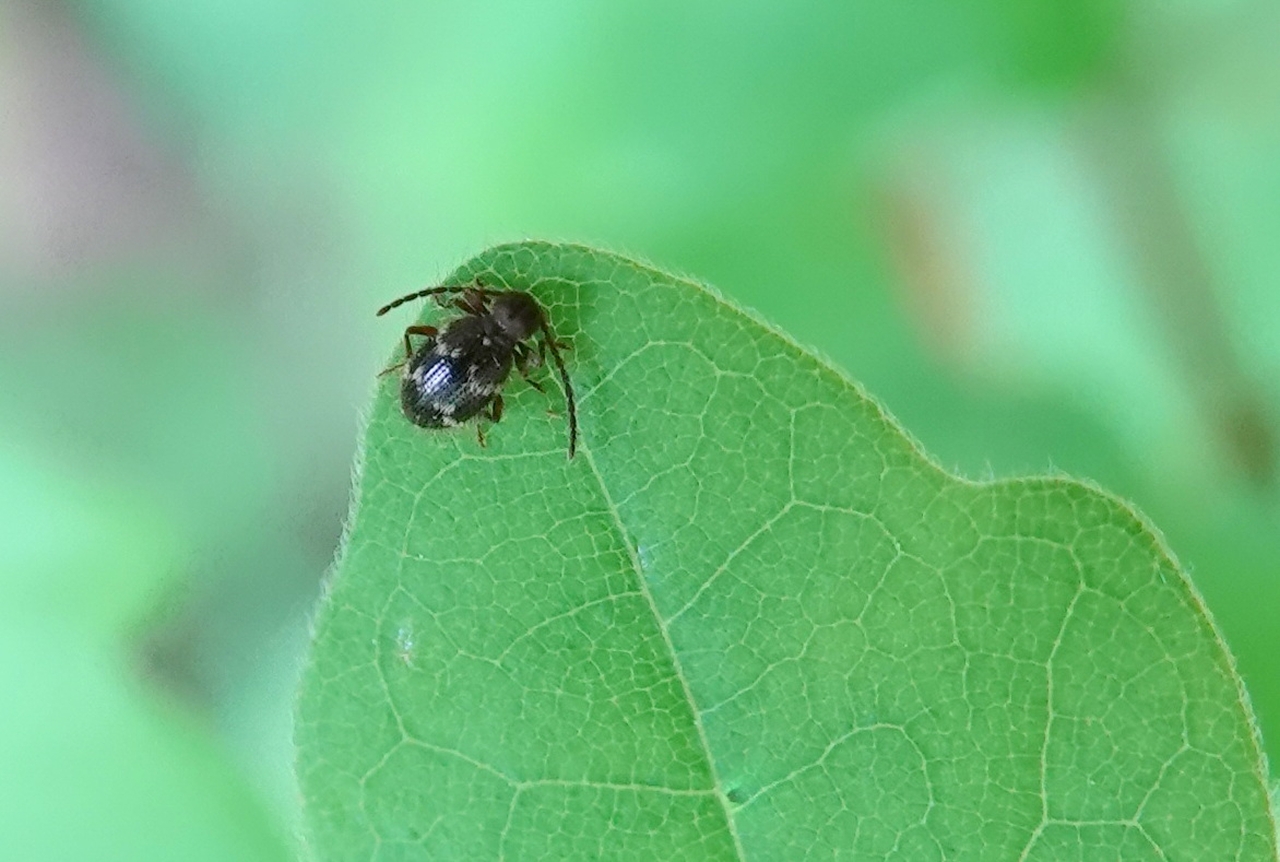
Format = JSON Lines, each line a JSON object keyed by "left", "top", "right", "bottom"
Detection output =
{"left": 577, "top": 441, "right": 747, "bottom": 861}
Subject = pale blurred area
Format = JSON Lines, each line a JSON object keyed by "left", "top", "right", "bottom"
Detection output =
{"left": 1, "top": 1, "right": 1276, "bottom": 858}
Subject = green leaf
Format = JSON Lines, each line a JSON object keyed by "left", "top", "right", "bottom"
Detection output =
{"left": 297, "top": 242, "right": 1275, "bottom": 860}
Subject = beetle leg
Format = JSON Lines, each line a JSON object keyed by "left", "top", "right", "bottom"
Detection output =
{"left": 379, "top": 325, "right": 437, "bottom": 377}
{"left": 514, "top": 344, "right": 545, "bottom": 391}
{"left": 520, "top": 340, "right": 544, "bottom": 369}
{"left": 450, "top": 286, "right": 491, "bottom": 316}
{"left": 402, "top": 324, "right": 438, "bottom": 359}
{"left": 475, "top": 395, "right": 503, "bottom": 449}
{"left": 534, "top": 335, "right": 570, "bottom": 369}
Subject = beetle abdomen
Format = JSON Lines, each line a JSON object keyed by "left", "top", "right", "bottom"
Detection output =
{"left": 400, "top": 329, "right": 511, "bottom": 427}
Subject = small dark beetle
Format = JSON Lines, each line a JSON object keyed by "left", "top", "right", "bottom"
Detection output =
{"left": 376, "top": 282, "right": 577, "bottom": 458}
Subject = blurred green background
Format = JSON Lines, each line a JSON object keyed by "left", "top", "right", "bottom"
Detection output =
{"left": 2, "top": 1, "right": 1276, "bottom": 857}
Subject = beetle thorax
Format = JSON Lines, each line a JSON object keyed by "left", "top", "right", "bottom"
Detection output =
{"left": 489, "top": 292, "right": 543, "bottom": 342}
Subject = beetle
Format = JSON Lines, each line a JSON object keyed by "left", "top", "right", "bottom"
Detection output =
{"left": 376, "top": 282, "right": 577, "bottom": 458}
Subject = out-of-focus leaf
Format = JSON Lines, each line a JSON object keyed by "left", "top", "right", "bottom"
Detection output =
{"left": 0, "top": 440, "right": 176, "bottom": 632}
{"left": 0, "top": 624, "right": 289, "bottom": 862}
{"left": 0, "top": 444, "right": 292, "bottom": 861}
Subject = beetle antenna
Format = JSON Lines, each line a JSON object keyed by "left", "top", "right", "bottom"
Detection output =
{"left": 542, "top": 326, "right": 577, "bottom": 459}
{"left": 376, "top": 284, "right": 483, "bottom": 316}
